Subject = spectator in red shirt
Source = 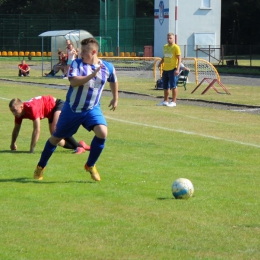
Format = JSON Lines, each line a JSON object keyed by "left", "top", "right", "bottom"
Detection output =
{"left": 18, "top": 59, "right": 30, "bottom": 77}
{"left": 9, "top": 95, "right": 90, "bottom": 154}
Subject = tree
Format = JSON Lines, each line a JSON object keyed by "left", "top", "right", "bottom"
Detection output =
{"left": 0, "top": 0, "right": 100, "bottom": 15}
{"left": 136, "top": 0, "right": 154, "bottom": 17}
{"left": 221, "top": 0, "right": 260, "bottom": 45}
{"left": 1, "top": 0, "right": 260, "bottom": 45}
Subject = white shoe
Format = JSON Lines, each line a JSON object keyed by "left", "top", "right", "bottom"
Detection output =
{"left": 63, "top": 77, "right": 68, "bottom": 79}
{"left": 157, "top": 101, "right": 169, "bottom": 106}
{"left": 167, "top": 101, "right": 177, "bottom": 107}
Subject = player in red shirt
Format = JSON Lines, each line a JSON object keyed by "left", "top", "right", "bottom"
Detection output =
{"left": 18, "top": 59, "right": 30, "bottom": 77}
{"left": 44, "top": 50, "right": 67, "bottom": 77}
{"left": 9, "top": 95, "right": 90, "bottom": 154}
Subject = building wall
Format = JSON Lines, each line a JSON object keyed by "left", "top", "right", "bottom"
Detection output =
{"left": 154, "top": 0, "right": 221, "bottom": 60}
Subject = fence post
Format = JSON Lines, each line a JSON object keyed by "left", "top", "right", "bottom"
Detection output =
{"left": 209, "top": 45, "right": 211, "bottom": 62}
{"left": 221, "top": 45, "right": 224, "bottom": 65}
{"left": 235, "top": 45, "right": 238, "bottom": 65}
{"left": 250, "top": 45, "right": 252, "bottom": 66}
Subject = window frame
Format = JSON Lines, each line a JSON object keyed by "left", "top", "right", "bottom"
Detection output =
{"left": 200, "top": 0, "right": 211, "bottom": 10}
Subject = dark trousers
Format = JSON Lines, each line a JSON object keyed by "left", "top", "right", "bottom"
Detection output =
{"left": 18, "top": 70, "right": 30, "bottom": 76}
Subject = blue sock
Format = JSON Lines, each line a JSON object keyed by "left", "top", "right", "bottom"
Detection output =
{"left": 38, "top": 140, "right": 57, "bottom": 168}
{"left": 87, "top": 136, "right": 106, "bottom": 167}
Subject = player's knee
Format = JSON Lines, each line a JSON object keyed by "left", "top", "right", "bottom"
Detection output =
{"left": 93, "top": 125, "right": 107, "bottom": 139}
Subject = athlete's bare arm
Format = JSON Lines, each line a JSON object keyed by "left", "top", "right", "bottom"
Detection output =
{"left": 175, "top": 55, "right": 182, "bottom": 76}
{"left": 69, "top": 66, "right": 102, "bottom": 87}
{"left": 108, "top": 82, "right": 118, "bottom": 111}
{"left": 10, "top": 123, "right": 21, "bottom": 150}
{"left": 30, "top": 118, "right": 41, "bottom": 153}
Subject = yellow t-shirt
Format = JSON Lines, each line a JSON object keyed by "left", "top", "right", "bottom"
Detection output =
{"left": 163, "top": 44, "right": 181, "bottom": 71}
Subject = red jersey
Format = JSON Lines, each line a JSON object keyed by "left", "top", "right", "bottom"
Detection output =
{"left": 15, "top": 95, "right": 56, "bottom": 124}
{"left": 62, "top": 54, "right": 68, "bottom": 64}
{"left": 18, "top": 63, "right": 29, "bottom": 71}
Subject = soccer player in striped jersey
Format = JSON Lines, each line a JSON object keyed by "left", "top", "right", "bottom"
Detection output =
{"left": 9, "top": 95, "right": 90, "bottom": 154}
{"left": 33, "top": 37, "right": 118, "bottom": 181}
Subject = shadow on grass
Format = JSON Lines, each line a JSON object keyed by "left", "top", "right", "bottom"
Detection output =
{"left": 157, "top": 196, "right": 195, "bottom": 200}
{"left": 0, "top": 150, "right": 75, "bottom": 154}
{"left": 0, "top": 177, "right": 95, "bottom": 184}
{"left": 157, "top": 197, "right": 174, "bottom": 200}
{"left": 0, "top": 150, "right": 41, "bottom": 154}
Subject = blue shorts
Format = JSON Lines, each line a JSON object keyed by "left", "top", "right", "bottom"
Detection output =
{"left": 162, "top": 69, "right": 178, "bottom": 89}
{"left": 53, "top": 101, "right": 107, "bottom": 138}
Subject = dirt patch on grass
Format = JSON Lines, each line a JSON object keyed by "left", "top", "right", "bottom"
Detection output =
{"left": 1, "top": 78, "right": 260, "bottom": 115}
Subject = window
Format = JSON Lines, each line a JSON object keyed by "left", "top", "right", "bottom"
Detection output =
{"left": 201, "top": 0, "right": 211, "bottom": 8}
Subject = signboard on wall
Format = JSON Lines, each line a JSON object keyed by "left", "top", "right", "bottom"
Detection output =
{"left": 194, "top": 32, "right": 216, "bottom": 50}
{"left": 154, "top": 0, "right": 170, "bottom": 57}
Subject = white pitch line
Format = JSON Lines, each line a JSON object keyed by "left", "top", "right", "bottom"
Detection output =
{"left": 2, "top": 95, "right": 259, "bottom": 148}
{"left": 232, "top": 108, "right": 260, "bottom": 112}
{"left": 106, "top": 115, "right": 260, "bottom": 148}
{"left": 0, "top": 96, "right": 11, "bottom": 101}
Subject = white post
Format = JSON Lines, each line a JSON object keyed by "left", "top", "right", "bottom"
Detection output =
{"left": 105, "top": 0, "right": 107, "bottom": 36}
{"left": 117, "top": 0, "right": 120, "bottom": 56}
{"left": 175, "top": 0, "right": 178, "bottom": 44}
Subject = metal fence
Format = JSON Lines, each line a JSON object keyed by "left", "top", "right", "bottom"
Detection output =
{"left": 191, "top": 45, "right": 260, "bottom": 66}
{"left": 0, "top": 14, "right": 154, "bottom": 55}
{"left": 1, "top": 15, "right": 260, "bottom": 66}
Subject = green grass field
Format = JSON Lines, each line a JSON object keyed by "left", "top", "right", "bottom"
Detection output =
{"left": 0, "top": 60, "right": 260, "bottom": 259}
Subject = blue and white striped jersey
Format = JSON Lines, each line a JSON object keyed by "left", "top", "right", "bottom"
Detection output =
{"left": 66, "top": 59, "right": 117, "bottom": 112}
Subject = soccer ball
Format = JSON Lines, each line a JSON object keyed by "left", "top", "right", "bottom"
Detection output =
{"left": 172, "top": 178, "right": 194, "bottom": 199}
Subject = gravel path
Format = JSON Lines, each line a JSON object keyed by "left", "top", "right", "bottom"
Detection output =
{"left": 114, "top": 72, "right": 260, "bottom": 114}
{"left": 1, "top": 73, "right": 260, "bottom": 115}
{"left": 220, "top": 73, "right": 260, "bottom": 87}
{"left": 116, "top": 91, "right": 260, "bottom": 115}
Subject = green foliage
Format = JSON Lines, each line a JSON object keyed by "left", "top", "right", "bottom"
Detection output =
{"left": 0, "top": 0, "right": 100, "bottom": 15}
{"left": 1, "top": 0, "right": 260, "bottom": 46}
{"left": 221, "top": 0, "right": 260, "bottom": 44}
{"left": 136, "top": 0, "right": 154, "bottom": 17}
{"left": 0, "top": 72, "right": 260, "bottom": 259}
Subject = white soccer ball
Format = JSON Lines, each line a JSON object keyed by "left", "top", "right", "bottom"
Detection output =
{"left": 172, "top": 178, "right": 194, "bottom": 199}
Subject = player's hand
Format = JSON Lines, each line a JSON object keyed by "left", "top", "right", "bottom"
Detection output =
{"left": 108, "top": 99, "right": 118, "bottom": 111}
{"left": 10, "top": 144, "right": 17, "bottom": 150}
{"left": 93, "top": 63, "right": 103, "bottom": 76}
{"left": 29, "top": 148, "right": 34, "bottom": 154}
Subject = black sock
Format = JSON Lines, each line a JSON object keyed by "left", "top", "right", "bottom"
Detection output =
{"left": 64, "top": 137, "right": 81, "bottom": 149}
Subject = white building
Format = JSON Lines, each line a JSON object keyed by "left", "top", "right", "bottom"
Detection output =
{"left": 154, "top": 0, "right": 221, "bottom": 62}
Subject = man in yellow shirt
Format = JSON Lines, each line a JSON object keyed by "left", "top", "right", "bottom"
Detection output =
{"left": 157, "top": 33, "right": 181, "bottom": 107}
